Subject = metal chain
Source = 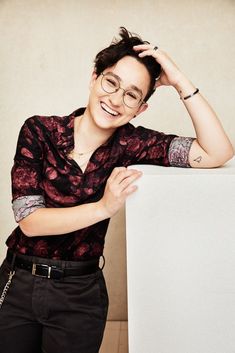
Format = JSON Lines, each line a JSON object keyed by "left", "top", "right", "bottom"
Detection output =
{"left": 0, "top": 270, "right": 15, "bottom": 309}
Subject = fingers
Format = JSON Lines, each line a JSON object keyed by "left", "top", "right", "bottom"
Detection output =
{"left": 134, "top": 44, "right": 182, "bottom": 88}
{"left": 108, "top": 167, "right": 141, "bottom": 183}
{"left": 108, "top": 167, "right": 127, "bottom": 182}
{"left": 137, "top": 49, "right": 160, "bottom": 58}
{"left": 133, "top": 44, "right": 167, "bottom": 68}
{"left": 101, "top": 167, "right": 142, "bottom": 218}
{"left": 114, "top": 168, "right": 141, "bottom": 185}
{"left": 107, "top": 167, "right": 142, "bottom": 195}
{"left": 133, "top": 44, "right": 162, "bottom": 56}
{"left": 133, "top": 45, "right": 163, "bottom": 85}
{"left": 133, "top": 44, "right": 158, "bottom": 51}
{"left": 119, "top": 170, "right": 142, "bottom": 193}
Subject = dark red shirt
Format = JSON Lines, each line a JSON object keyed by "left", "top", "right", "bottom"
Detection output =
{"left": 7, "top": 107, "right": 178, "bottom": 261}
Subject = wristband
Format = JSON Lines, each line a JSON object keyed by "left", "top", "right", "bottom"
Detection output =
{"left": 181, "top": 88, "right": 199, "bottom": 100}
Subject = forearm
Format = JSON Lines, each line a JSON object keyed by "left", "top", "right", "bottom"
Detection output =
{"left": 19, "top": 168, "right": 141, "bottom": 237}
{"left": 19, "top": 201, "right": 108, "bottom": 237}
{"left": 174, "top": 76, "right": 234, "bottom": 166}
{"left": 134, "top": 44, "right": 234, "bottom": 167}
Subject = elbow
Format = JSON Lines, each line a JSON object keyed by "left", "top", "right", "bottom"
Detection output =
{"left": 229, "top": 144, "right": 235, "bottom": 159}
{"left": 18, "top": 207, "right": 45, "bottom": 237}
{"left": 19, "top": 214, "right": 40, "bottom": 237}
{"left": 211, "top": 145, "right": 235, "bottom": 168}
{"left": 221, "top": 144, "right": 234, "bottom": 165}
{"left": 19, "top": 221, "right": 35, "bottom": 237}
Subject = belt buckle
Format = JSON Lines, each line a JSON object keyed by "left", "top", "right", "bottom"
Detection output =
{"left": 32, "top": 263, "right": 52, "bottom": 278}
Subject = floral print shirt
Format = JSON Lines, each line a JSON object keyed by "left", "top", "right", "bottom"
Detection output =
{"left": 6, "top": 107, "right": 194, "bottom": 261}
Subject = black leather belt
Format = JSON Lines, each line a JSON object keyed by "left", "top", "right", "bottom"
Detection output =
{"left": 6, "top": 250, "right": 100, "bottom": 280}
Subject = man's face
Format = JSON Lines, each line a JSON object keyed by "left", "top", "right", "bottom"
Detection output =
{"left": 87, "top": 56, "right": 150, "bottom": 131}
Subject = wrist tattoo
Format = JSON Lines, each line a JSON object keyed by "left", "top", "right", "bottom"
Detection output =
{"left": 194, "top": 156, "right": 202, "bottom": 163}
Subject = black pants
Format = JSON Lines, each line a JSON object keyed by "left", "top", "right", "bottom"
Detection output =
{"left": 0, "top": 253, "right": 109, "bottom": 353}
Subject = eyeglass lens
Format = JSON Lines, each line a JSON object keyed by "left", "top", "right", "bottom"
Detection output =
{"left": 101, "top": 73, "right": 142, "bottom": 108}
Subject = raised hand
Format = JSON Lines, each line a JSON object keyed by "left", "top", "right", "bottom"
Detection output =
{"left": 133, "top": 44, "right": 185, "bottom": 89}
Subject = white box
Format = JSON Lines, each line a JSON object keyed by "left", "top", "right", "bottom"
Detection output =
{"left": 126, "top": 158, "right": 235, "bottom": 353}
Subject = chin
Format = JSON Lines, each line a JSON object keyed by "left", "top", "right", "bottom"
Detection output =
{"left": 94, "top": 115, "right": 120, "bottom": 130}
{"left": 91, "top": 102, "right": 122, "bottom": 129}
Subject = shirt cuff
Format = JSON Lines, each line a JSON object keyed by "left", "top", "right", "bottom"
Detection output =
{"left": 168, "top": 136, "right": 195, "bottom": 168}
{"left": 12, "top": 195, "right": 46, "bottom": 223}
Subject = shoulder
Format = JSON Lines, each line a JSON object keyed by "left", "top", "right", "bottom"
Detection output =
{"left": 20, "top": 108, "right": 83, "bottom": 143}
{"left": 23, "top": 113, "right": 70, "bottom": 132}
{"left": 117, "top": 122, "right": 176, "bottom": 144}
{"left": 22, "top": 107, "right": 85, "bottom": 134}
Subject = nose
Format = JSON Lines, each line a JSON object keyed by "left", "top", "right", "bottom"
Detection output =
{"left": 108, "top": 88, "right": 124, "bottom": 107}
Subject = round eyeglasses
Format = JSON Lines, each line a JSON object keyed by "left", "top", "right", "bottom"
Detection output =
{"left": 100, "top": 72, "right": 144, "bottom": 108}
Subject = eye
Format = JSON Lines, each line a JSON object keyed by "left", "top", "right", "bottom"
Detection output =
{"left": 106, "top": 78, "right": 117, "bottom": 87}
{"left": 126, "top": 91, "right": 138, "bottom": 100}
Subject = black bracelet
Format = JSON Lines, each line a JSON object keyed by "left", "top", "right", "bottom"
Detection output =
{"left": 181, "top": 88, "right": 199, "bottom": 100}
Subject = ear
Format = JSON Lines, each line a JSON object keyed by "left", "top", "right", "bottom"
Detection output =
{"left": 133, "top": 102, "right": 148, "bottom": 118}
{"left": 89, "top": 71, "right": 98, "bottom": 90}
{"left": 154, "top": 74, "right": 161, "bottom": 89}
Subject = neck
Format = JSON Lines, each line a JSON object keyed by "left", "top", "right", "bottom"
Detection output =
{"left": 74, "top": 107, "right": 116, "bottom": 151}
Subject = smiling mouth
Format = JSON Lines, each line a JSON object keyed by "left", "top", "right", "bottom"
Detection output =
{"left": 100, "top": 102, "right": 120, "bottom": 117}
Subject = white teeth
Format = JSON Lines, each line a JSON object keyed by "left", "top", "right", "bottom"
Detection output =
{"left": 101, "top": 102, "right": 119, "bottom": 116}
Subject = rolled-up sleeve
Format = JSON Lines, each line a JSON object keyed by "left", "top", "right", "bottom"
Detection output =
{"left": 121, "top": 125, "right": 195, "bottom": 168}
{"left": 123, "top": 126, "right": 178, "bottom": 167}
{"left": 168, "top": 136, "right": 196, "bottom": 167}
{"left": 11, "top": 117, "right": 45, "bottom": 222}
{"left": 12, "top": 195, "right": 46, "bottom": 223}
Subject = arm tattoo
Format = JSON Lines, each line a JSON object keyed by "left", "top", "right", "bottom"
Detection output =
{"left": 194, "top": 156, "right": 202, "bottom": 163}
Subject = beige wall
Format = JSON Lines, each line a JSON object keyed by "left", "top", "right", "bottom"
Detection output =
{"left": 1, "top": 0, "right": 234, "bottom": 320}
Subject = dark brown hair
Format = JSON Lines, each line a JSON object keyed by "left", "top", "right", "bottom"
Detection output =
{"left": 94, "top": 27, "right": 161, "bottom": 102}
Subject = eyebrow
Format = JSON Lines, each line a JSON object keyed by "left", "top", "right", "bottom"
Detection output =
{"left": 106, "top": 71, "right": 143, "bottom": 97}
